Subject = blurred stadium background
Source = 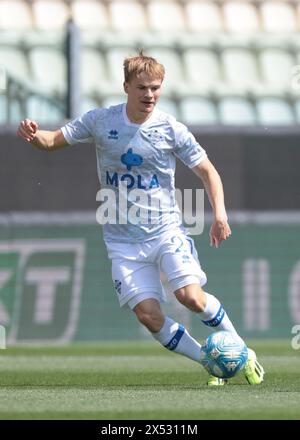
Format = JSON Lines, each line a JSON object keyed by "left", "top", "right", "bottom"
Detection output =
{"left": 0, "top": 0, "right": 300, "bottom": 346}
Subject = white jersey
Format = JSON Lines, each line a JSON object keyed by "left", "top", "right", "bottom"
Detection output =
{"left": 61, "top": 103, "right": 207, "bottom": 243}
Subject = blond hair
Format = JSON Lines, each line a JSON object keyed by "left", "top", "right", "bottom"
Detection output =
{"left": 123, "top": 49, "right": 165, "bottom": 83}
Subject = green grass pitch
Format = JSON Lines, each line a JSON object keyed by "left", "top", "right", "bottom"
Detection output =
{"left": 0, "top": 340, "right": 299, "bottom": 420}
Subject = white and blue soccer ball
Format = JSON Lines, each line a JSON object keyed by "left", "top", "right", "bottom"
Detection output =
{"left": 200, "top": 331, "right": 248, "bottom": 379}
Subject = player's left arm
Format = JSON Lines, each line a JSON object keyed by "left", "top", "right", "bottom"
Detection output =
{"left": 192, "top": 157, "right": 231, "bottom": 248}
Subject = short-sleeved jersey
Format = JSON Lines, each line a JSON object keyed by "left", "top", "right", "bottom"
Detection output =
{"left": 61, "top": 103, "right": 207, "bottom": 242}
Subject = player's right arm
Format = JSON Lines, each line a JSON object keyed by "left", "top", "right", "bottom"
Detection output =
{"left": 17, "top": 119, "right": 69, "bottom": 151}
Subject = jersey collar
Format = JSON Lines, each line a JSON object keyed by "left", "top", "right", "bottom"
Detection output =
{"left": 122, "top": 103, "right": 156, "bottom": 128}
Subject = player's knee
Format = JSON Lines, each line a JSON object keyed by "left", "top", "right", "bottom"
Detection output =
{"left": 175, "top": 287, "right": 206, "bottom": 312}
{"left": 186, "top": 296, "right": 205, "bottom": 312}
{"left": 135, "top": 310, "right": 163, "bottom": 333}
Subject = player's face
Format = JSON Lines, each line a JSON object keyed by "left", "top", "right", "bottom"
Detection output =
{"left": 124, "top": 72, "right": 162, "bottom": 117}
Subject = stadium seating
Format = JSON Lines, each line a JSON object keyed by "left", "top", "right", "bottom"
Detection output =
{"left": 105, "top": 47, "right": 135, "bottom": 91}
{"left": 256, "top": 96, "right": 296, "bottom": 125}
{"left": 156, "top": 97, "right": 179, "bottom": 118}
{"left": 81, "top": 48, "right": 107, "bottom": 97}
{"left": 219, "top": 96, "right": 257, "bottom": 125}
{"left": 8, "top": 98, "right": 23, "bottom": 122}
{"left": 295, "top": 99, "right": 300, "bottom": 123}
{"left": 179, "top": 97, "right": 218, "bottom": 125}
{"left": 182, "top": 48, "right": 221, "bottom": 91}
{"left": 32, "top": 0, "right": 70, "bottom": 29}
{"left": 260, "top": 1, "right": 297, "bottom": 33}
{"left": 185, "top": 1, "right": 223, "bottom": 33}
{"left": 0, "top": 0, "right": 300, "bottom": 126}
{"left": 71, "top": 0, "right": 109, "bottom": 30}
{"left": 109, "top": 1, "right": 147, "bottom": 32}
{"left": 223, "top": 1, "right": 260, "bottom": 33}
{"left": 0, "top": 94, "right": 6, "bottom": 123}
{"left": 27, "top": 94, "right": 65, "bottom": 123}
{"left": 258, "top": 46, "right": 296, "bottom": 92}
{"left": 0, "top": 0, "right": 32, "bottom": 29}
{"left": 81, "top": 96, "right": 100, "bottom": 114}
{"left": 147, "top": 0, "right": 186, "bottom": 32}
{"left": 28, "top": 47, "right": 67, "bottom": 96}
{"left": 221, "top": 46, "right": 260, "bottom": 92}
{"left": 0, "top": 47, "right": 30, "bottom": 82}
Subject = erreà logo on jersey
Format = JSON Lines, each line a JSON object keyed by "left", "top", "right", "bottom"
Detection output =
{"left": 108, "top": 129, "right": 118, "bottom": 140}
{"left": 106, "top": 148, "right": 160, "bottom": 189}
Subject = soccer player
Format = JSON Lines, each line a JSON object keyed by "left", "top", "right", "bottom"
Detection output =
{"left": 17, "top": 51, "right": 264, "bottom": 386}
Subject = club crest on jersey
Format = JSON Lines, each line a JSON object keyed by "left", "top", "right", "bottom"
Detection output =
{"left": 121, "top": 148, "right": 143, "bottom": 171}
{"left": 108, "top": 129, "right": 118, "bottom": 139}
{"left": 147, "top": 129, "right": 164, "bottom": 145}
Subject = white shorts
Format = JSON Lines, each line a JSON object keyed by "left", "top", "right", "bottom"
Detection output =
{"left": 105, "top": 229, "right": 207, "bottom": 309}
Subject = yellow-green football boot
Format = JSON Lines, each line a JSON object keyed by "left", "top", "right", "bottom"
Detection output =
{"left": 207, "top": 376, "right": 228, "bottom": 387}
{"left": 244, "top": 348, "right": 265, "bottom": 385}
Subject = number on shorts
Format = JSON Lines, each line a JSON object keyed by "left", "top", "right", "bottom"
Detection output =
{"left": 171, "top": 235, "right": 184, "bottom": 253}
{"left": 171, "top": 236, "right": 194, "bottom": 255}
{"left": 186, "top": 237, "right": 194, "bottom": 254}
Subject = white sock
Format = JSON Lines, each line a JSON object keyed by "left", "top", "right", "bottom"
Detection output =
{"left": 152, "top": 316, "right": 202, "bottom": 362}
{"left": 198, "top": 292, "right": 239, "bottom": 337}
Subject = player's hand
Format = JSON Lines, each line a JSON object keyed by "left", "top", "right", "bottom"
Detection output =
{"left": 209, "top": 217, "right": 231, "bottom": 248}
{"left": 17, "top": 119, "right": 39, "bottom": 142}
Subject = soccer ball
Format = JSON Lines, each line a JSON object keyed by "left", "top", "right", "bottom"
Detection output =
{"left": 200, "top": 331, "right": 248, "bottom": 379}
